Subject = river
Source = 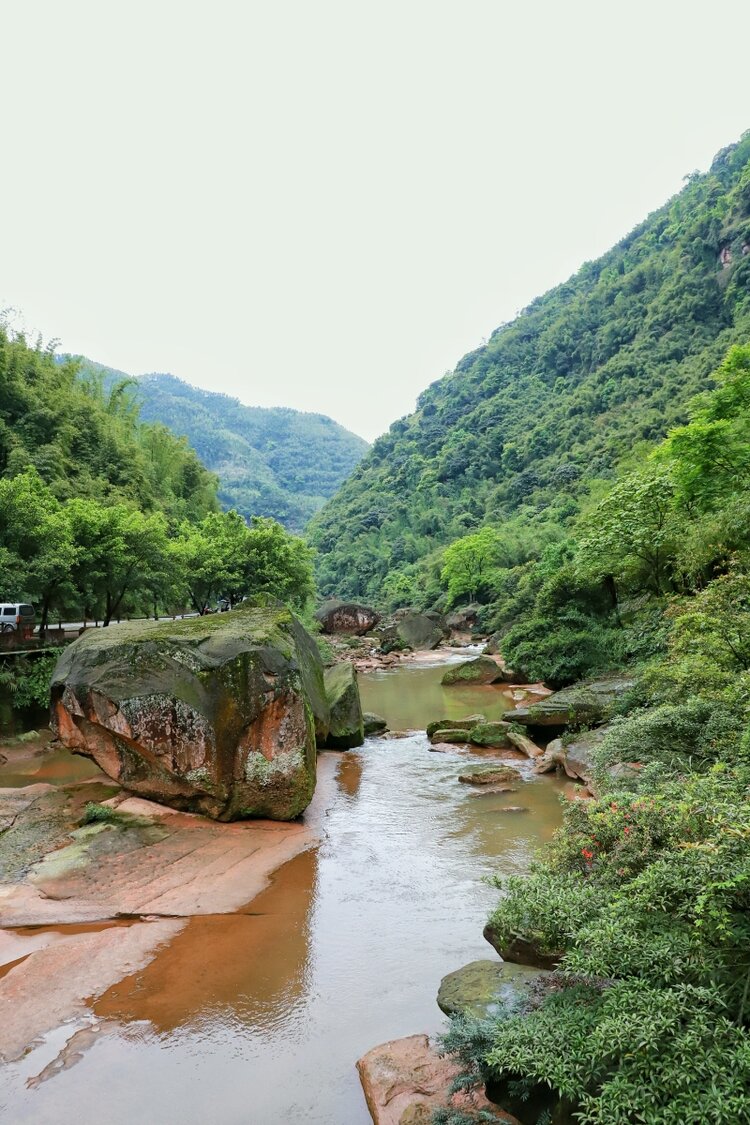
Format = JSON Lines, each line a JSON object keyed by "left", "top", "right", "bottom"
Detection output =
{"left": 0, "top": 655, "right": 563, "bottom": 1124}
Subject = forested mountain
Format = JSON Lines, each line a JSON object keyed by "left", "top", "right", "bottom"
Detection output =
{"left": 0, "top": 331, "right": 218, "bottom": 520}
{"left": 310, "top": 132, "right": 750, "bottom": 603}
{"left": 131, "top": 373, "right": 368, "bottom": 532}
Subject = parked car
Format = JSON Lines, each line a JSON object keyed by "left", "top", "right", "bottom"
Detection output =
{"left": 0, "top": 603, "right": 35, "bottom": 634}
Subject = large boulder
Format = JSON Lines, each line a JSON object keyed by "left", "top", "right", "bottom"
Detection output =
{"left": 315, "top": 600, "right": 380, "bottom": 636}
{"left": 509, "top": 676, "right": 637, "bottom": 729}
{"left": 442, "top": 656, "right": 505, "bottom": 686}
{"left": 445, "top": 604, "right": 482, "bottom": 631}
{"left": 320, "top": 662, "right": 365, "bottom": 749}
{"left": 357, "top": 1034, "right": 518, "bottom": 1125}
{"left": 51, "top": 605, "right": 329, "bottom": 821}
{"left": 380, "top": 612, "right": 445, "bottom": 653}
{"left": 483, "top": 921, "right": 562, "bottom": 970}
{"left": 437, "top": 959, "right": 551, "bottom": 1020}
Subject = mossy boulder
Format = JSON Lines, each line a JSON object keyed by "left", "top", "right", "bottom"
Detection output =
{"left": 363, "top": 712, "right": 388, "bottom": 736}
{"left": 320, "top": 662, "right": 365, "bottom": 749}
{"left": 51, "top": 604, "right": 328, "bottom": 821}
{"left": 468, "top": 721, "right": 512, "bottom": 748}
{"left": 509, "top": 676, "right": 637, "bottom": 729}
{"left": 380, "top": 612, "right": 444, "bottom": 653}
{"left": 426, "top": 715, "right": 484, "bottom": 740}
{"left": 441, "top": 656, "right": 505, "bottom": 686}
{"left": 437, "top": 959, "right": 550, "bottom": 1020}
{"left": 458, "top": 765, "right": 521, "bottom": 787}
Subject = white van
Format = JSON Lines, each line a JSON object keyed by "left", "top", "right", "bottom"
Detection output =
{"left": 0, "top": 603, "right": 35, "bottom": 634}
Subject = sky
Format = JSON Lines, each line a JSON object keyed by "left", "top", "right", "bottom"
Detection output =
{"left": 2, "top": 1, "right": 750, "bottom": 442}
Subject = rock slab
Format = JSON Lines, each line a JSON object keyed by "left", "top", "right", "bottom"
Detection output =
{"left": 51, "top": 604, "right": 329, "bottom": 821}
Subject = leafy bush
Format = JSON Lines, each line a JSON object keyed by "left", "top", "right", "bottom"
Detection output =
{"left": 0, "top": 651, "right": 60, "bottom": 710}
{"left": 501, "top": 611, "right": 623, "bottom": 687}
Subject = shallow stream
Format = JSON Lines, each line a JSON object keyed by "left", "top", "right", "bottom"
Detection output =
{"left": 0, "top": 656, "right": 564, "bottom": 1124}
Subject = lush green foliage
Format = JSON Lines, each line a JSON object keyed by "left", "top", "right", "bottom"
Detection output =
{"left": 0, "top": 652, "right": 61, "bottom": 709}
{"left": 98, "top": 368, "right": 369, "bottom": 532}
{"left": 437, "top": 343, "right": 750, "bottom": 1122}
{"left": 311, "top": 133, "right": 750, "bottom": 604}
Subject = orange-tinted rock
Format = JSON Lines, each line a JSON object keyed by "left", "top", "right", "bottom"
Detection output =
{"left": 50, "top": 605, "right": 329, "bottom": 821}
{"left": 357, "top": 1034, "right": 519, "bottom": 1124}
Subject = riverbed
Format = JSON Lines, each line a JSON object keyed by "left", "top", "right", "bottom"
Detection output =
{"left": 0, "top": 656, "right": 563, "bottom": 1124}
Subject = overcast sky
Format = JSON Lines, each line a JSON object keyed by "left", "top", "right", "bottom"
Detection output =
{"left": 2, "top": 1, "right": 750, "bottom": 441}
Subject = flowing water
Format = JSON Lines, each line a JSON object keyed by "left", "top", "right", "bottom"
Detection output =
{"left": 0, "top": 657, "right": 564, "bottom": 1124}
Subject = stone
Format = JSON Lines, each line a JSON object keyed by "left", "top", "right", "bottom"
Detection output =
{"left": 442, "top": 656, "right": 505, "bottom": 686}
{"left": 483, "top": 921, "right": 562, "bottom": 970}
{"left": 315, "top": 600, "right": 380, "bottom": 636}
{"left": 458, "top": 765, "right": 521, "bottom": 787}
{"left": 430, "top": 727, "right": 471, "bottom": 743}
{"left": 357, "top": 1034, "right": 518, "bottom": 1125}
{"left": 509, "top": 676, "right": 637, "bottom": 729}
{"left": 363, "top": 712, "right": 388, "bottom": 736}
{"left": 381, "top": 613, "right": 445, "bottom": 653}
{"left": 426, "top": 715, "right": 484, "bottom": 740}
{"left": 506, "top": 730, "right": 544, "bottom": 759}
{"left": 320, "top": 662, "right": 365, "bottom": 749}
{"left": 445, "top": 604, "right": 482, "bottom": 631}
{"left": 483, "top": 631, "right": 503, "bottom": 655}
{"left": 469, "top": 721, "right": 512, "bottom": 747}
{"left": 437, "top": 959, "right": 550, "bottom": 1020}
{"left": 51, "top": 604, "right": 328, "bottom": 821}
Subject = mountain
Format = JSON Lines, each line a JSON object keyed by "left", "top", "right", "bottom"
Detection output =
{"left": 110, "top": 372, "right": 368, "bottom": 532}
{"left": 309, "top": 131, "right": 750, "bottom": 603}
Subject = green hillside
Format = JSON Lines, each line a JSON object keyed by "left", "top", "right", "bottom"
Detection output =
{"left": 1, "top": 333, "right": 218, "bottom": 520}
{"left": 133, "top": 373, "right": 368, "bottom": 532}
{"left": 309, "top": 132, "right": 750, "bottom": 604}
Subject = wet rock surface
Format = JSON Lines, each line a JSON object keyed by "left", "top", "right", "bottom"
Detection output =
{"left": 437, "top": 958, "right": 550, "bottom": 1020}
{"left": 363, "top": 712, "right": 388, "bottom": 736}
{"left": 458, "top": 765, "right": 522, "bottom": 787}
{"left": 321, "top": 662, "right": 365, "bottom": 749}
{"left": 50, "top": 605, "right": 327, "bottom": 821}
{"left": 357, "top": 1033, "right": 518, "bottom": 1124}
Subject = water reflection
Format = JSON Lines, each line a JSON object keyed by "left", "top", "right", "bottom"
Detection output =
{"left": 95, "top": 847, "right": 318, "bottom": 1035}
{"left": 360, "top": 661, "right": 513, "bottom": 732}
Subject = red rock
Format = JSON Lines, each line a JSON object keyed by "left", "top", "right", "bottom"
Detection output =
{"left": 357, "top": 1034, "right": 519, "bottom": 1124}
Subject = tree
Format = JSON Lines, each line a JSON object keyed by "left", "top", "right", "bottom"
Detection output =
{"left": 578, "top": 465, "right": 679, "bottom": 595}
{"left": 0, "top": 468, "right": 77, "bottom": 630}
{"left": 66, "top": 499, "right": 170, "bottom": 625}
{"left": 170, "top": 511, "right": 248, "bottom": 615}
{"left": 440, "top": 526, "right": 506, "bottom": 604}
{"left": 241, "top": 517, "right": 315, "bottom": 610}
